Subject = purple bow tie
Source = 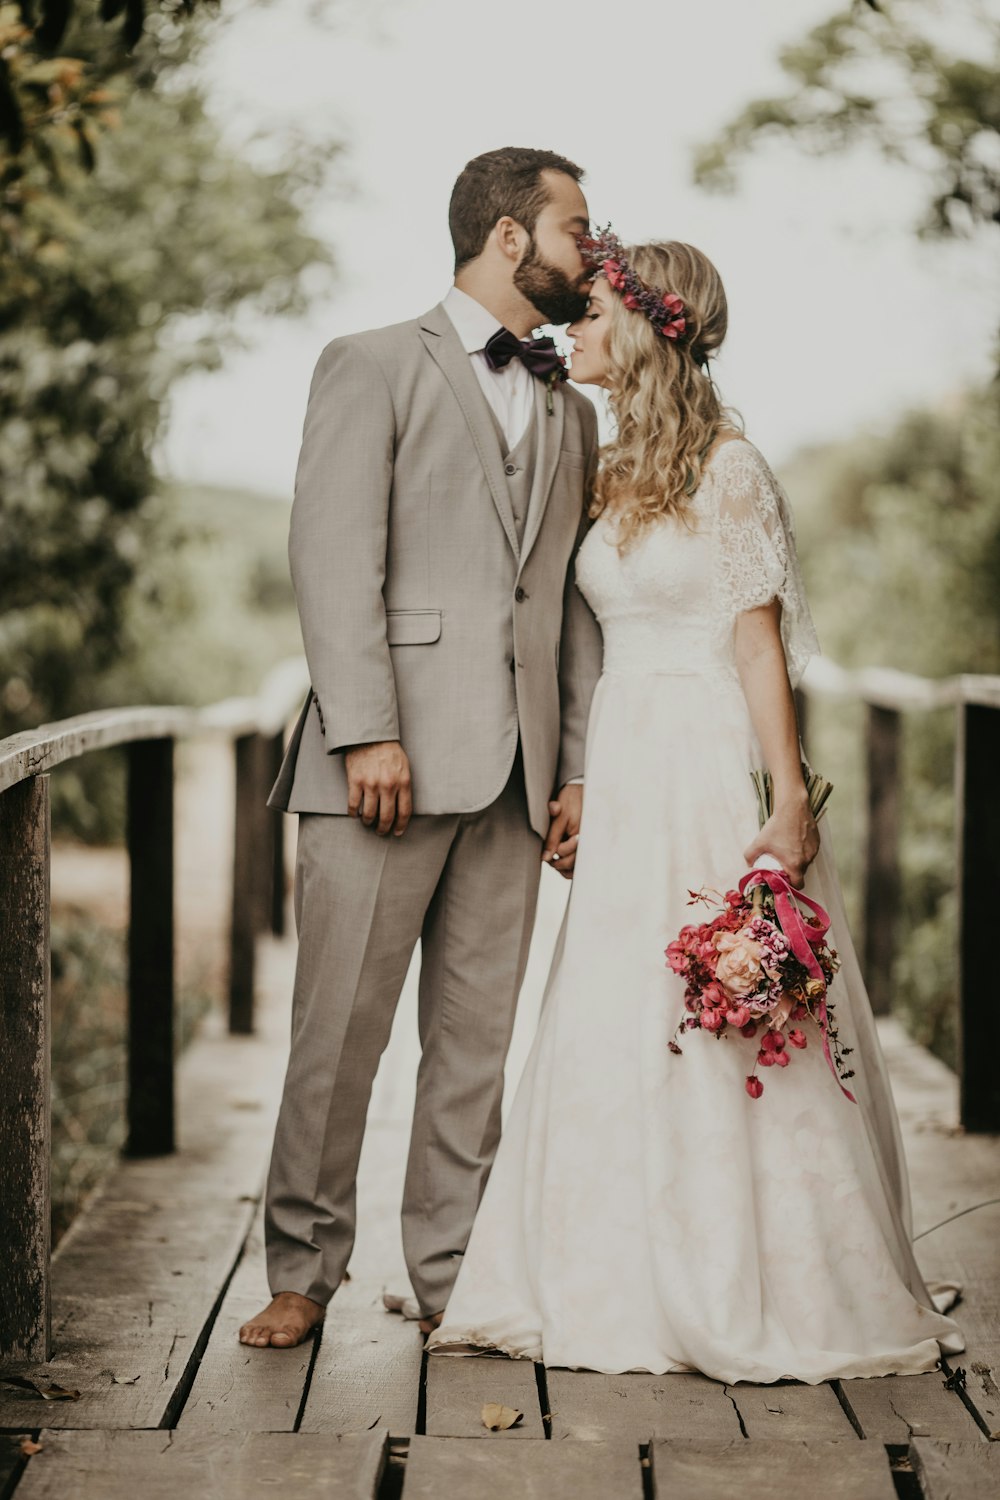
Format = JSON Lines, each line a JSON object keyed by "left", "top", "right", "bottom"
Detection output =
{"left": 484, "top": 327, "right": 567, "bottom": 383}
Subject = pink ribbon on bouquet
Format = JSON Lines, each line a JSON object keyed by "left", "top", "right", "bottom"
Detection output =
{"left": 738, "top": 865, "right": 856, "bottom": 1103}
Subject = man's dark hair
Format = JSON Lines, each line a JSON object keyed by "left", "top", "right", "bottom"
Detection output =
{"left": 449, "top": 147, "right": 584, "bottom": 272}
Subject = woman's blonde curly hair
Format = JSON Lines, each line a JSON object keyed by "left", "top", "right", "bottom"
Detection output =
{"left": 592, "top": 241, "right": 741, "bottom": 548}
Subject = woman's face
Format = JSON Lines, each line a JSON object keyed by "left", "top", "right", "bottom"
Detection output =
{"left": 567, "top": 277, "right": 613, "bottom": 387}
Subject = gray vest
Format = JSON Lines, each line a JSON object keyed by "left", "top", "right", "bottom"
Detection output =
{"left": 485, "top": 405, "right": 538, "bottom": 549}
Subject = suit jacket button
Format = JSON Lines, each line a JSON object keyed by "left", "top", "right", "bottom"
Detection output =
{"left": 504, "top": 462, "right": 517, "bottom": 476}
{"left": 515, "top": 586, "right": 527, "bottom": 602}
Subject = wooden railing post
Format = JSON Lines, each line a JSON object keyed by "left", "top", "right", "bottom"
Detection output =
{"left": 862, "top": 704, "right": 902, "bottom": 1016}
{"left": 0, "top": 777, "right": 52, "bottom": 1361}
{"left": 956, "top": 701, "right": 1000, "bottom": 1131}
{"left": 268, "top": 730, "right": 286, "bottom": 938}
{"left": 229, "top": 732, "right": 269, "bottom": 1034}
{"left": 126, "top": 739, "right": 175, "bottom": 1156}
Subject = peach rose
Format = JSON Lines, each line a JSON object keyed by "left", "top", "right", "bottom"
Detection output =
{"left": 714, "top": 930, "right": 764, "bottom": 997}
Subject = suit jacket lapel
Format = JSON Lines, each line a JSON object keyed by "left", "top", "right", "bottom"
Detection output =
{"left": 519, "top": 374, "right": 565, "bottom": 571}
{"left": 418, "top": 305, "right": 520, "bottom": 558}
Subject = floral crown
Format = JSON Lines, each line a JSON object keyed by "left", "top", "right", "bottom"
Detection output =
{"left": 577, "top": 225, "right": 687, "bottom": 343}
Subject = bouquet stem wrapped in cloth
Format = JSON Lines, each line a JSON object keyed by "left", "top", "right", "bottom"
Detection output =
{"left": 665, "top": 767, "right": 855, "bottom": 1101}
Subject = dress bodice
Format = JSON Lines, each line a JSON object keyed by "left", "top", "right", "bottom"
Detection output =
{"left": 575, "top": 438, "right": 818, "bottom": 686}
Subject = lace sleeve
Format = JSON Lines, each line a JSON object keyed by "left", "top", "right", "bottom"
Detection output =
{"left": 708, "top": 441, "right": 819, "bottom": 687}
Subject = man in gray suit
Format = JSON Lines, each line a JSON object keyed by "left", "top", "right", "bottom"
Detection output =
{"left": 240, "top": 147, "right": 603, "bottom": 1348}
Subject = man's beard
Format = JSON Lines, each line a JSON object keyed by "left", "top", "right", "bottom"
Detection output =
{"left": 513, "top": 238, "right": 590, "bottom": 326}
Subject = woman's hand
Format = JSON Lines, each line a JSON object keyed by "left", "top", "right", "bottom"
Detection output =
{"left": 743, "top": 793, "right": 819, "bottom": 890}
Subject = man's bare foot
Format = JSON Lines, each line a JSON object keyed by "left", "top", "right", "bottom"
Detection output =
{"left": 238, "top": 1292, "right": 325, "bottom": 1348}
{"left": 418, "top": 1311, "right": 444, "bottom": 1335}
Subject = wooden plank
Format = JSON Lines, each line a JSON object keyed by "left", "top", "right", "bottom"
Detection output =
{"left": 12, "top": 1430, "right": 386, "bottom": 1499}
{"left": 882, "top": 1018, "right": 1000, "bottom": 1438}
{"left": 546, "top": 1369, "right": 741, "bottom": 1442}
{"left": 177, "top": 1207, "right": 313, "bottom": 1434}
{"left": 836, "top": 1372, "right": 982, "bottom": 1443}
{"left": 0, "top": 775, "right": 52, "bottom": 1362}
{"left": 229, "top": 732, "right": 268, "bottom": 1034}
{"left": 126, "top": 738, "right": 175, "bottom": 1156}
{"left": 956, "top": 702, "right": 1000, "bottom": 1130}
{"left": 862, "top": 704, "right": 900, "bottom": 1015}
{"left": 728, "top": 1381, "right": 856, "bottom": 1439}
{"left": 424, "top": 1354, "right": 544, "bottom": 1439}
{"left": 403, "top": 1434, "right": 643, "bottom": 1498}
{"left": 0, "top": 657, "right": 308, "bottom": 794}
{"left": 299, "top": 1278, "right": 423, "bottom": 1435}
{"left": 0, "top": 941, "right": 293, "bottom": 1429}
{"left": 649, "top": 1439, "right": 896, "bottom": 1500}
{"left": 0, "top": 1434, "right": 34, "bottom": 1496}
{"left": 911, "top": 1437, "right": 1000, "bottom": 1499}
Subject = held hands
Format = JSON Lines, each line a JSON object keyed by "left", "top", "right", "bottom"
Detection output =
{"left": 344, "top": 741, "right": 413, "bottom": 837}
{"left": 543, "top": 783, "right": 583, "bottom": 879}
{"left": 743, "top": 792, "right": 819, "bottom": 890}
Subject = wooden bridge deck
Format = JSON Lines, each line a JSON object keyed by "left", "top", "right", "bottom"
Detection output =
{"left": 1, "top": 877, "right": 998, "bottom": 1500}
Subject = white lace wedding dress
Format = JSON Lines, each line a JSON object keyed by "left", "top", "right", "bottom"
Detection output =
{"left": 428, "top": 438, "right": 963, "bottom": 1382}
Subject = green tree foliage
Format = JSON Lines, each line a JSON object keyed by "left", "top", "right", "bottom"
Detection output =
{"left": 786, "top": 381, "right": 1000, "bottom": 1063}
{"left": 694, "top": 0, "right": 1000, "bottom": 239}
{"left": 0, "top": 3, "right": 336, "bottom": 761}
{"left": 0, "top": 3, "right": 215, "bottom": 220}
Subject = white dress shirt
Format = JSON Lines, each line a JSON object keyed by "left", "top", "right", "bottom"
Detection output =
{"left": 442, "top": 286, "right": 535, "bottom": 451}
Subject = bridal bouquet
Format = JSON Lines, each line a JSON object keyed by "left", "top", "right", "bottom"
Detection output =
{"left": 665, "top": 864, "right": 855, "bottom": 1103}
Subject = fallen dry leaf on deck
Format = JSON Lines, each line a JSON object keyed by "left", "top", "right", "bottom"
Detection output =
{"left": 20, "top": 1440, "right": 43, "bottom": 1457}
{"left": 0, "top": 1377, "right": 80, "bottom": 1401}
{"left": 112, "top": 1375, "right": 141, "bottom": 1385}
{"left": 481, "top": 1402, "right": 523, "bottom": 1431}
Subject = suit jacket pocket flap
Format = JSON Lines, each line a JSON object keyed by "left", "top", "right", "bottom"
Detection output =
{"left": 386, "top": 609, "right": 442, "bottom": 645}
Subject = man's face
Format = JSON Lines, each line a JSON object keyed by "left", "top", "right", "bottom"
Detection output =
{"left": 513, "top": 169, "right": 592, "bottom": 326}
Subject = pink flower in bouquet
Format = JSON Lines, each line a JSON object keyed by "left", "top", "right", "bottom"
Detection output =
{"left": 788, "top": 1029, "right": 808, "bottom": 1050}
{"left": 714, "top": 930, "right": 764, "bottom": 996}
{"left": 745, "top": 1075, "right": 764, "bottom": 1099}
{"left": 725, "top": 1003, "right": 751, "bottom": 1028}
{"left": 740, "top": 1018, "right": 759, "bottom": 1039}
{"left": 698, "top": 937, "right": 721, "bottom": 965}
{"left": 759, "top": 1029, "right": 785, "bottom": 1055}
{"left": 774, "top": 1050, "right": 791, "bottom": 1067}
{"left": 757, "top": 1049, "right": 776, "bottom": 1068}
{"left": 702, "top": 981, "right": 729, "bottom": 1010}
{"left": 700, "top": 1007, "right": 726, "bottom": 1032}
{"left": 665, "top": 940, "right": 688, "bottom": 974}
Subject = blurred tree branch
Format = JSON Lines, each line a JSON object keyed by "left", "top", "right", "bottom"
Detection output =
{"left": 694, "top": 0, "right": 1000, "bottom": 238}
{"left": 0, "top": 3, "right": 215, "bottom": 190}
{"left": 0, "top": 1, "right": 338, "bottom": 771}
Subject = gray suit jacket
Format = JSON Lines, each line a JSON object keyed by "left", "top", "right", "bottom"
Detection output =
{"left": 269, "top": 302, "right": 604, "bottom": 839}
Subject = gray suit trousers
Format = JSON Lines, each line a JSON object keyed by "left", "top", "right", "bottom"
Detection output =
{"left": 263, "top": 753, "right": 542, "bottom": 1315}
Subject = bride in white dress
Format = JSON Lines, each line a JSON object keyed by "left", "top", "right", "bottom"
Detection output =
{"left": 427, "top": 237, "right": 963, "bottom": 1383}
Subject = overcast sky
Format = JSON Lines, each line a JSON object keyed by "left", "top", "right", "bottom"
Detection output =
{"left": 161, "top": 0, "right": 998, "bottom": 498}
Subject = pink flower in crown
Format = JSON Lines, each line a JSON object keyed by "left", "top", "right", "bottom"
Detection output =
{"left": 623, "top": 292, "right": 639, "bottom": 309}
{"left": 603, "top": 260, "right": 627, "bottom": 290}
{"left": 660, "top": 293, "right": 686, "bottom": 339}
{"left": 714, "top": 930, "right": 764, "bottom": 996}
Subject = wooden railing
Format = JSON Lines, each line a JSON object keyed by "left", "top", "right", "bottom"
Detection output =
{"left": 799, "top": 658, "right": 1000, "bottom": 1137}
{"left": 0, "top": 657, "right": 309, "bottom": 1363}
{"left": 1, "top": 655, "right": 997, "bottom": 1364}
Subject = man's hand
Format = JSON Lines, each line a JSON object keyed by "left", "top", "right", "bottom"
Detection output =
{"left": 344, "top": 741, "right": 413, "bottom": 837}
{"left": 542, "top": 783, "right": 583, "bottom": 879}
